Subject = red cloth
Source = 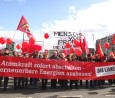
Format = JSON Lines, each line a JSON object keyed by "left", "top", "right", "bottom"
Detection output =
{"left": 17, "top": 15, "right": 30, "bottom": 33}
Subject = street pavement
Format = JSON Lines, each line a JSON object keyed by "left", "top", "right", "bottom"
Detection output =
{"left": 0, "top": 79, "right": 115, "bottom": 98}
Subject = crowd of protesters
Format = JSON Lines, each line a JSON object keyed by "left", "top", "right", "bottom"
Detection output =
{"left": 0, "top": 48, "right": 115, "bottom": 91}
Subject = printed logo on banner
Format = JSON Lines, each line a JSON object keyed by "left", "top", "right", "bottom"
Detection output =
{"left": 95, "top": 65, "right": 115, "bottom": 77}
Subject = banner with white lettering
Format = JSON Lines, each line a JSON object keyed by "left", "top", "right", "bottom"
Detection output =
{"left": 0, "top": 56, "right": 115, "bottom": 80}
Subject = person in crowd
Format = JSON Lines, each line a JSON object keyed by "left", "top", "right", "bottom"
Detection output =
{"left": 0, "top": 49, "right": 4, "bottom": 56}
{"left": 87, "top": 53, "right": 95, "bottom": 88}
{"left": 12, "top": 51, "right": 17, "bottom": 56}
{"left": 17, "top": 52, "right": 23, "bottom": 57}
{"left": 100, "top": 53, "right": 107, "bottom": 85}
{"left": 0, "top": 49, "right": 4, "bottom": 87}
{"left": 38, "top": 54, "right": 43, "bottom": 58}
{"left": 29, "top": 53, "right": 34, "bottom": 86}
{"left": 17, "top": 52, "right": 24, "bottom": 89}
{"left": 3, "top": 48, "right": 10, "bottom": 91}
{"left": 23, "top": 53, "right": 30, "bottom": 89}
{"left": 69, "top": 53, "right": 78, "bottom": 89}
{"left": 50, "top": 51, "right": 60, "bottom": 89}
{"left": 94, "top": 54, "right": 102, "bottom": 87}
{"left": 58, "top": 52, "right": 68, "bottom": 89}
{"left": 29, "top": 51, "right": 39, "bottom": 88}
{"left": 18, "top": 53, "right": 29, "bottom": 89}
{"left": 41, "top": 51, "right": 49, "bottom": 90}
{"left": 37, "top": 51, "right": 43, "bottom": 59}
{"left": 12, "top": 51, "right": 18, "bottom": 90}
{"left": 103, "top": 53, "right": 108, "bottom": 62}
{"left": 81, "top": 54, "right": 90, "bottom": 88}
{"left": 107, "top": 53, "right": 115, "bottom": 86}
{"left": 66, "top": 54, "right": 70, "bottom": 61}
{"left": 76, "top": 55, "right": 82, "bottom": 87}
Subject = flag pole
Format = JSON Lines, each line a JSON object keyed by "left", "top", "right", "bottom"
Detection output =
{"left": 23, "top": 33, "right": 24, "bottom": 42}
{"left": 92, "top": 34, "right": 95, "bottom": 55}
{"left": 106, "top": 36, "right": 108, "bottom": 55}
{"left": 12, "top": 30, "right": 17, "bottom": 41}
{"left": 113, "top": 34, "right": 115, "bottom": 53}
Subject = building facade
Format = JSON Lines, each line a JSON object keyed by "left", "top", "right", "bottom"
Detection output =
{"left": 96, "top": 34, "right": 114, "bottom": 56}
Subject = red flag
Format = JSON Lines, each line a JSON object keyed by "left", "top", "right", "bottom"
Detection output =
{"left": 112, "top": 34, "right": 115, "bottom": 44}
{"left": 79, "top": 34, "right": 84, "bottom": 50}
{"left": 83, "top": 37, "right": 90, "bottom": 54}
{"left": 63, "top": 49, "right": 67, "bottom": 56}
{"left": 17, "top": 15, "right": 30, "bottom": 33}
{"left": 96, "top": 42, "right": 104, "bottom": 58}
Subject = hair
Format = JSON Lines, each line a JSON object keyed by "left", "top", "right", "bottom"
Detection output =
{"left": 69, "top": 53, "right": 76, "bottom": 61}
{"left": 43, "top": 52, "right": 48, "bottom": 56}
{"left": 60, "top": 53, "right": 65, "bottom": 58}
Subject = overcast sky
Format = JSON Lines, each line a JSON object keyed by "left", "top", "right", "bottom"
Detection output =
{"left": 0, "top": 0, "right": 114, "bottom": 49}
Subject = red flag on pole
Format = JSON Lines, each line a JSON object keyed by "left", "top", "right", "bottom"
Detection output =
{"left": 83, "top": 37, "right": 90, "bottom": 54}
{"left": 112, "top": 34, "right": 115, "bottom": 44}
{"left": 96, "top": 42, "right": 104, "bottom": 59}
{"left": 79, "top": 33, "right": 84, "bottom": 50}
{"left": 17, "top": 15, "right": 30, "bottom": 33}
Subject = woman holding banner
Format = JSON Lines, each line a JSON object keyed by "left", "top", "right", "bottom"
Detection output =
{"left": 69, "top": 53, "right": 79, "bottom": 89}
{"left": 50, "top": 51, "right": 60, "bottom": 89}
{"left": 58, "top": 52, "right": 68, "bottom": 89}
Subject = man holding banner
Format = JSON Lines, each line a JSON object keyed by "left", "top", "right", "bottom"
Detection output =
{"left": 50, "top": 51, "right": 60, "bottom": 89}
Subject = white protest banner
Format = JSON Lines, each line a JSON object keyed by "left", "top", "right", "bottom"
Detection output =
{"left": 44, "top": 31, "right": 80, "bottom": 50}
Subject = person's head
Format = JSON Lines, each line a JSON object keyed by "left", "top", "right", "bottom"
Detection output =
{"left": 13, "top": 51, "right": 17, "bottom": 56}
{"left": 69, "top": 53, "right": 76, "bottom": 61}
{"left": 53, "top": 51, "right": 58, "bottom": 56}
{"left": 103, "top": 53, "right": 107, "bottom": 59}
{"left": 17, "top": 52, "right": 23, "bottom": 57}
{"left": 36, "top": 51, "right": 40, "bottom": 55}
{"left": 38, "top": 54, "right": 43, "bottom": 58}
{"left": 31, "top": 51, "right": 37, "bottom": 58}
{"left": 82, "top": 54, "right": 87, "bottom": 59}
{"left": 4, "top": 48, "right": 10, "bottom": 56}
{"left": 95, "top": 54, "right": 99, "bottom": 58}
{"left": 23, "top": 53, "right": 29, "bottom": 58}
{"left": 87, "top": 53, "right": 92, "bottom": 58}
{"left": 104, "top": 53, "right": 107, "bottom": 57}
{"left": 109, "top": 53, "right": 114, "bottom": 59}
{"left": 43, "top": 52, "right": 48, "bottom": 59}
{"left": 29, "top": 53, "right": 34, "bottom": 58}
{"left": 66, "top": 54, "right": 70, "bottom": 61}
{"left": 60, "top": 53, "right": 66, "bottom": 59}
{"left": 0, "top": 49, "right": 3, "bottom": 55}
